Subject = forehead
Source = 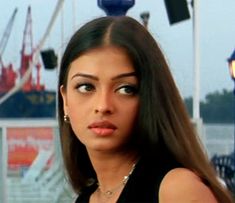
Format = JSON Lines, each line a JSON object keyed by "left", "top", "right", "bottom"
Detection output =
{"left": 68, "top": 46, "right": 135, "bottom": 77}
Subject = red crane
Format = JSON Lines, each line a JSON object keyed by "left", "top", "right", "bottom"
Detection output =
{"left": 0, "top": 8, "right": 18, "bottom": 93}
{"left": 20, "top": 6, "right": 44, "bottom": 92}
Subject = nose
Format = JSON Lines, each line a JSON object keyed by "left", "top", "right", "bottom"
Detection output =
{"left": 94, "top": 90, "right": 114, "bottom": 115}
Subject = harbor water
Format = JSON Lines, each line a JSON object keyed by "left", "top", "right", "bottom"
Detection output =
{"left": 204, "top": 123, "right": 234, "bottom": 158}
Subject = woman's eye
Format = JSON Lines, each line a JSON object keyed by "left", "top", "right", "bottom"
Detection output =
{"left": 76, "top": 83, "right": 95, "bottom": 93}
{"left": 116, "top": 85, "right": 138, "bottom": 95}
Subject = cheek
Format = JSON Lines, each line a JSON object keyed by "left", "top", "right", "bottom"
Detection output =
{"left": 128, "top": 100, "right": 139, "bottom": 115}
{"left": 66, "top": 92, "right": 86, "bottom": 115}
{"left": 66, "top": 99, "right": 85, "bottom": 129}
{"left": 66, "top": 97, "right": 92, "bottom": 132}
{"left": 121, "top": 101, "right": 139, "bottom": 127}
{"left": 69, "top": 111, "right": 87, "bottom": 142}
{"left": 68, "top": 102, "right": 88, "bottom": 128}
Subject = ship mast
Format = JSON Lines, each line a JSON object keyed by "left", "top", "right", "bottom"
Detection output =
{"left": 20, "top": 6, "right": 44, "bottom": 92}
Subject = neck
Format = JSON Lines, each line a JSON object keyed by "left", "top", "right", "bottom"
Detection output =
{"left": 89, "top": 152, "right": 137, "bottom": 186}
{"left": 98, "top": 161, "right": 136, "bottom": 192}
{"left": 93, "top": 161, "right": 137, "bottom": 203}
{"left": 92, "top": 156, "right": 138, "bottom": 191}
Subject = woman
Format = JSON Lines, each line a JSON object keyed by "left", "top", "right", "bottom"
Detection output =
{"left": 58, "top": 16, "right": 233, "bottom": 202}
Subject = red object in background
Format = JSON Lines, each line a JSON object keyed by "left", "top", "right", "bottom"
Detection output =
{"left": 0, "top": 6, "right": 45, "bottom": 94}
{"left": 0, "top": 63, "right": 17, "bottom": 93}
{"left": 7, "top": 127, "right": 54, "bottom": 170}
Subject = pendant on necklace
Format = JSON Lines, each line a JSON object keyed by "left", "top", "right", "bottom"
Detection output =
{"left": 104, "top": 190, "right": 113, "bottom": 198}
{"left": 97, "top": 162, "right": 137, "bottom": 199}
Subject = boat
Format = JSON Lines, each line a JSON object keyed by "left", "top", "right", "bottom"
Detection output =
{"left": 0, "top": 6, "right": 56, "bottom": 118}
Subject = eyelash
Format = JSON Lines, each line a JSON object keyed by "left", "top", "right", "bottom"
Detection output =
{"left": 115, "top": 85, "right": 138, "bottom": 96}
{"left": 76, "top": 83, "right": 95, "bottom": 93}
{"left": 75, "top": 83, "right": 138, "bottom": 96}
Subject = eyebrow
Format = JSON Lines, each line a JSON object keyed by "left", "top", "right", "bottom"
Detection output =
{"left": 71, "top": 72, "right": 137, "bottom": 81}
{"left": 112, "top": 72, "right": 137, "bottom": 80}
{"left": 71, "top": 73, "right": 98, "bottom": 80}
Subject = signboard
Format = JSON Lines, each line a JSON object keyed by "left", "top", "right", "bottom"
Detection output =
{"left": 7, "top": 127, "right": 54, "bottom": 170}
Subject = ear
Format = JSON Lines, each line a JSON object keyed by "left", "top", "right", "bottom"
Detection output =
{"left": 60, "top": 85, "right": 68, "bottom": 115}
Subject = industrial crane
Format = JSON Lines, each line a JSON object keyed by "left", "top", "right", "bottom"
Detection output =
{"left": 19, "top": 6, "right": 44, "bottom": 92}
{"left": 0, "top": 8, "right": 18, "bottom": 93}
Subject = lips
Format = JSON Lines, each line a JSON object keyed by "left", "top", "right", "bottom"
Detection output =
{"left": 88, "top": 121, "right": 117, "bottom": 136}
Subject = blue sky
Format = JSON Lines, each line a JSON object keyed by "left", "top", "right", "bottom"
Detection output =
{"left": 0, "top": 0, "right": 235, "bottom": 100}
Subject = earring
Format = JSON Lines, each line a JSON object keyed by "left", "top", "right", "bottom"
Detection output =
{"left": 64, "top": 115, "right": 70, "bottom": 123}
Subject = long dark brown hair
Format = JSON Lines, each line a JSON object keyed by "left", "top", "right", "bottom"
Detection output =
{"left": 58, "top": 16, "right": 233, "bottom": 202}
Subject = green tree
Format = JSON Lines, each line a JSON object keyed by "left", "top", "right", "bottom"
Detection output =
{"left": 184, "top": 97, "right": 192, "bottom": 117}
{"left": 184, "top": 89, "right": 234, "bottom": 123}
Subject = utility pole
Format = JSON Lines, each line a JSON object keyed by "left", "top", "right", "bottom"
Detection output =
{"left": 140, "top": 12, "right": 150, "bottom": 29}
{"left": 0, "top": 128, "right": 8, "bottom": 203}
{"left": 192, "top": 0, "right": 200, "bottom": 120}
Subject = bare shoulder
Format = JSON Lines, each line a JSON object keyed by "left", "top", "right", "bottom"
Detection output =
{"left": 159, "top": 168, "right": 218, "bottom": 203}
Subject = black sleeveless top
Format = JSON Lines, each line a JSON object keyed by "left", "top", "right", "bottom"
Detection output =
{"left": 75, "top": 154, "right": 180, "bottom": 203}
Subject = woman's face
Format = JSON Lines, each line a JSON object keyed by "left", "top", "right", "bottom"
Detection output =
{"left": 60, "top": 46, "right": 139, "bottom": 153}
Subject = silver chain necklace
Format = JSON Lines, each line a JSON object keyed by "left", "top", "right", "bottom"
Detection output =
{"left": 97, "top": 162, "right": 136, "bottom": 199}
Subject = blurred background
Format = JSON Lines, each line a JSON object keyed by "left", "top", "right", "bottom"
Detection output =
{"left": 0, "top": 0, "right": 235, "bottom": 202}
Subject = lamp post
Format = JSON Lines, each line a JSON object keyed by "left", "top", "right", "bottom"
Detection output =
{"left": 140, "top": 11, "right": 150, "bottom": 29}
{"left": 228, "top": 48, "right": 235, "bottom": 169}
